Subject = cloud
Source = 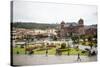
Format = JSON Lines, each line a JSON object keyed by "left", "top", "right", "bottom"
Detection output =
{"left": 13, "top": 1, "right": 97, "bottom": 25}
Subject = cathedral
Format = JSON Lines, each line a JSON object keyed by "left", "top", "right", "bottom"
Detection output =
{"left": 57, "top": 18, "right": 85, "bottom": 38}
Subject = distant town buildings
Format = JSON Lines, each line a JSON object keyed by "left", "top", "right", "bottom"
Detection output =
{"left": 12, "top": 18, "right": 97, "bottom": 41}
{"left": 12, "top": 28, "right": 57, "bottom": 41}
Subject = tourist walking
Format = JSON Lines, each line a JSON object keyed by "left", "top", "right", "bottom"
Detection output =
{"left": 46, "top": 48, "right": 48, "bottom": 56}
{"left": 77, "top": 53, "right": 81, "bottom": 61}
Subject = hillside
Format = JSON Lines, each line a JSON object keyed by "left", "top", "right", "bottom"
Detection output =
{"left": 12, "top": 22, "right": 59, "bottom": 29}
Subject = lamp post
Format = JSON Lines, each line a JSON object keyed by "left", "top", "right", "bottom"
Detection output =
{"left": 24, "top": 35, "right": 30, "bottom": 54}
{"left": 24, "top": 35, "right": 27, "bottom": 54}
{"left": 78, "top": 34, "right": 80, "bottom": 48}
{"left": 68, "top": 40, "right": 70, "bottom": 56}
{"left": 77, "top": 34, "right": 80, "bottom": 58}
{"left": 21, "top": 34, "right": 27, "bottom": 54}
{"left": 25, "top": 39, "right": 27, "bottom": 54}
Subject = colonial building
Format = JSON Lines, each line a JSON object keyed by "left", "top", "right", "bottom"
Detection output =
{"left": 84, "top": 24, "right": 97, "bottom": 35}
{"left": 57, "top": 18, "right": 85, "bottom": 38}
{"left": 57, "top": 18, "right": 97, "bottom": 39}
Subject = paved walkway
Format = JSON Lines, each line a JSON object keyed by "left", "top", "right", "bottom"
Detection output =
{"left": 12, "top": 55, "right": 97, "bottom": 66}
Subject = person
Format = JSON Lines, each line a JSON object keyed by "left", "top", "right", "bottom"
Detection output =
{"left": 46, "top": 48, "right": 48, "bottom": 56}
{"left": 77, "top": 53, "right": 81, "bottom": 61}
{"left": 16, "top": 51, "right": 19, "bottom": 54}
{"left": 56, "top": 48, "right": 58, "bottom": 55}
{"left": 33, "top": 50, "right": 34, "bottom": 55}
{"left": 29, "top": 50, "right": 34, "bottom": 55}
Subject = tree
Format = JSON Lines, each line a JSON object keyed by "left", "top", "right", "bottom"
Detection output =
{"left": 71, "top": 36, "right": 79, "bottom": 44}
{"left": 80, "top": 35, "right": 86, "bottom": 42}
{"left": 93, "top": 34, "right": 97, "bottom": 44}
{"left": 88, "top": 35, "right": 94, "bottom": 49}
{"left": 61, "top": 43, "right": 66, "bottom": 49}
{"left": 67, "top": 44, "right": 70, "bottom": 56}
{"left": 53, "top": 36, "right": 57, "bottom": 41}
{"left": 89, "top": 43, "right": 93, "bottom": 49}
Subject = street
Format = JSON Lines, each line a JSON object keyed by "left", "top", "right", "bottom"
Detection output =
{"left": 12, "top": 55, "right": 97, "bottom": 66}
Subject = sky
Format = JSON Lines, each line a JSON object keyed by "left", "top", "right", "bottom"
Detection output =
{"left": 13, "top": 1, "right": 98, "bottom": 25}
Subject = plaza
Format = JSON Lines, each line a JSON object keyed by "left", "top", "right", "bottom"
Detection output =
{"left": 12, "top": 55, "right": 97, "bottom": 65}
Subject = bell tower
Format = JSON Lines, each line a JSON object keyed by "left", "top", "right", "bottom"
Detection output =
{"left": 61, "top": 21, "right": 65, "bottom": 29}
{"left": 78, "top": 18, "right": 84, "bottom": 26}
{"left": 78, "top": 18, "right": 85, "bottom": 35}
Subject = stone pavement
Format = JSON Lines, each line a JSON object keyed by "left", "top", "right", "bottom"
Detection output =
{"left": 12, "top": 55, "right": 97, "bottom": 66}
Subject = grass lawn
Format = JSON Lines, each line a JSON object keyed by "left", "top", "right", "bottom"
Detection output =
{"left": 13, "top": 47, "right": 25, "bottom": 54}
{"left": 13, "top": 47, "right": 88, "bottom": 56}
{"left": 62, "top": 48, "right": 88, "bottom": 56}
{"left": 34, "top": 48, "right": 56, "bottom": 55}
{"left": 80, "top": 41, "right": 96, "bottom": 46}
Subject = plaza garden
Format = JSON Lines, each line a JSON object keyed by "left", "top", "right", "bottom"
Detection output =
{"left": 12, "top": 34, "right": 97, "bottom": 56}
{"left": 13, "top": 44, "right": 88, "bottom": 55}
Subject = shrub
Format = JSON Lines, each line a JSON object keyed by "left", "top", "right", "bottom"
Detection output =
{"left": 82, "top": 51, "right": 86, "bottom": 53}
{"left": 82, "top": 42, "right": 86, "bottom": 45}
{"left": 21, "top": 45, "right": 24, "bottom": 48}
{"left": 61, "top": 43, "right": 66, "bottom": 49}
{"left": 47, "top": 45, "right": 56, "bottom": 48}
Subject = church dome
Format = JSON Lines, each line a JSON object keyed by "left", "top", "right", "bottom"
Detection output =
{"left": 61, "top": 21, "right": 65, "bottom": 24}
